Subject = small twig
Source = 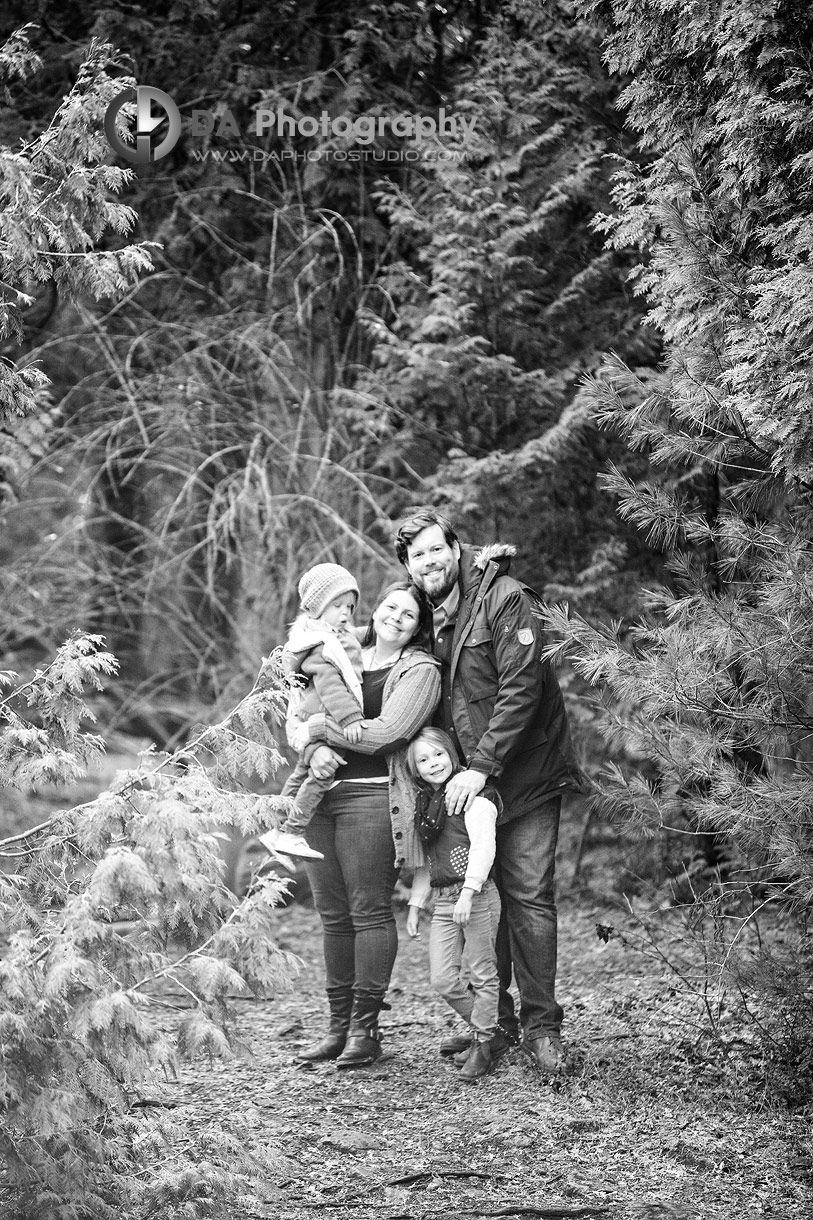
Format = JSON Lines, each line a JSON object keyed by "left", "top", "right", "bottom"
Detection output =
{"left": 299, "top": 1170, "right": 507, "bottom": 1209}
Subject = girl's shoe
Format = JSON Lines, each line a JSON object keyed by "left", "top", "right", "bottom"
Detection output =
{"left": 458, "top": 1038, "right": 493, "bottom": 1082}
{"left": 267, "top": 830, "right": 324, "bottom": 860}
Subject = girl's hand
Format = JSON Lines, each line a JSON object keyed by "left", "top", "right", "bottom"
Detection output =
{"left": 406, "top": 905, "right": 422, "bottom": 938}
{"left": 343, "top": 720, "right": 363, "bottom": 744}
{"left": 453, "top": 890, "right": 474, "bottom": 926}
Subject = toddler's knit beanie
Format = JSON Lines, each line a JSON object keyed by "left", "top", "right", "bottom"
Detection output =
{"left": 298, "top": 563, "right": 359, "bottom": 618}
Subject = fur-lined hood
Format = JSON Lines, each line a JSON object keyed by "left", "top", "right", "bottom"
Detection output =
{"left": 472, "top": 542, "right": 517, "bottom": 571}
{"left": 458, "top": 541, "right": 516, "bottom": 599}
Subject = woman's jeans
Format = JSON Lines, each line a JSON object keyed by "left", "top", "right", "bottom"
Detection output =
{"left": 429, "top": 879, "right": 501, "bottom": 1038}
{"left": 303, "top": 782, "right": 398, "bottom": 996}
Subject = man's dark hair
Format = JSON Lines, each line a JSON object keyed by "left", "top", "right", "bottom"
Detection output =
{"left": 394, "top": 507, "right": 459, "bottom": 566}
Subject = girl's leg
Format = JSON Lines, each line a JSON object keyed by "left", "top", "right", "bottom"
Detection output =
{"left": 429, "top": 897, "right": 474, "bottom": 1026}
{"left": 463, "top": 882, "right": 501, "bottom": 1039}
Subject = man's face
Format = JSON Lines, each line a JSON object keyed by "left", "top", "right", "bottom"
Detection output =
{"left": 404, "top": 524, "right": 460, "bottom": 605}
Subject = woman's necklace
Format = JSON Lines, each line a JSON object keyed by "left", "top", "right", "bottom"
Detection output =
{"left": 366, "top": 645, "right": 400, "bottom": 669}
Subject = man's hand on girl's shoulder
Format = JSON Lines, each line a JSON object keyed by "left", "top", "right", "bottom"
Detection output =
{"left": 445, "top": 768, "right": 487, "bottom": 816}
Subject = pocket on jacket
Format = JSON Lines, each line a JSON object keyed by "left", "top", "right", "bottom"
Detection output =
{"left": 461, "top": 629, "right": 497, "bottom": 700}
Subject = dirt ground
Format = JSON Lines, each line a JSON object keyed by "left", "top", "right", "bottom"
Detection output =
{"left": 150, "top": 891, "right": 812, "bottom": 1220}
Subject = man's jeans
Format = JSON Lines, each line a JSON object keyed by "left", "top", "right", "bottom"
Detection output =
{"left": 304, "top": 782, "right": 398, "bottom": 996}
{"left": 429, "top": 879, "right": 501, "bottom": 1038}
{"left": 494, "top": 796, "right": 563, "bottom": 1038}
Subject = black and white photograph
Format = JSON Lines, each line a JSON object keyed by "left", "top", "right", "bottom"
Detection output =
{"left": 0, "top": 2, "right": 811, "bottom": 1217}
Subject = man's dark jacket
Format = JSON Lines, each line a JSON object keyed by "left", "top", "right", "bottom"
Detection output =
{"left": 436, "top": 543, "right": 584, "bottom": 823}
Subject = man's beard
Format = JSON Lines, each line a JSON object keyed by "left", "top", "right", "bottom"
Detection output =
{"left": 420, "top": 568, "right": 457, "bottom": 605}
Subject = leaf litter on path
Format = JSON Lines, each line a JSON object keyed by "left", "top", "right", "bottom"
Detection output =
{"left": 153, "top": 899, "right": 812, "bottom": 1220}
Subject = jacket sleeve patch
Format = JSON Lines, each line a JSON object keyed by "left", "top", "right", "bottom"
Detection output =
{"left": 517, "top": 628, "right": 534, "bottom": 646}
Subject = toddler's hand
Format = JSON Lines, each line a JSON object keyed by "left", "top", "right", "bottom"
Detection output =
{"left": 343, "top": 720, "right": 363, "bottom": 744}
{"left": 406, "top": 906, "right": 421, "bottom": 938}
{"left": 453, "top": 891, "right": 473, "bottom": 926}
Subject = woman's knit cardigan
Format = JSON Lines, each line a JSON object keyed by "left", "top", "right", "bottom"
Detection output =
{"left": 305, "top": 646, "right": 441, "bottom": 868}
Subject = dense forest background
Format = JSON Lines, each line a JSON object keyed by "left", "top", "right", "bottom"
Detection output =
{"left": 2, "top": 2, "right": 813, "bottom": 1200}
{"left": 0, "top": 0, "right": 665, "bottom": 722}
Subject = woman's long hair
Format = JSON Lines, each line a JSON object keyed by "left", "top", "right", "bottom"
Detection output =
{"left": 360, "top": 581, "right": 433, "bottom": 650}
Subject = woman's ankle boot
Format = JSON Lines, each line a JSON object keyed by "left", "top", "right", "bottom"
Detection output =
{"left": 296, "top": 987, "right": 353, "bottom": 1062}
{"left": 336, "top": 991, "right": 385, "bottom": 1069}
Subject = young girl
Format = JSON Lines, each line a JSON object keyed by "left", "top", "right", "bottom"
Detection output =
{"left": 406, "top": 728, "right": 502, "bottom": 1081}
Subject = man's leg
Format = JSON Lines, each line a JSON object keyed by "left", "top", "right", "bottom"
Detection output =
{"left": 495, "top": 797, "right": 563, "bottom": 1039}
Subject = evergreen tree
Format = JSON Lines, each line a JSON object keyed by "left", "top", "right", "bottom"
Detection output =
{"left": 364, "top": 0, "right": 662, "bottom": 616}
{"left": 548, "top": 0, "right": 813, "bottom": 1007}
{"left": 0, "top": 634, "right": 300, "bottom": 1216}
{"left": 0, "top": 29, "right": 150, "bottom": 486}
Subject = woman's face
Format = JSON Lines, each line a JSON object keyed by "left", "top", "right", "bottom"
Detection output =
{"left": 372, "top": 588, "right": 421, "bottom": 650}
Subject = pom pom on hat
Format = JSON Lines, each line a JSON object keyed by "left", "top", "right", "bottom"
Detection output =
{"left": 298, "top": 563, "right": 359, "bottom": 617}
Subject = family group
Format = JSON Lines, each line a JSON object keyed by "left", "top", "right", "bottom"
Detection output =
{"left": 260, "top": 507, "right": 582, "bottom": 1082}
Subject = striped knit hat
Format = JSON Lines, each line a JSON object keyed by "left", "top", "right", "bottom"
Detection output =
{"left": 298, "top": 563, "right": 359, "bottom": 617}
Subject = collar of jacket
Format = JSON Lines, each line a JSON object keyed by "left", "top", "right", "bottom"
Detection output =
{"left": 457, "top": 542, "right": 516, "bottom": 600}
{"left": 449, "top": 542, "right": 517, "bottom": 680}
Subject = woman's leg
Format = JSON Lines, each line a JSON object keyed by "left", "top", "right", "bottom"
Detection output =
{"left": 302, "top": 798, "right": 355, "bottom": 1001}
{"left": 325, "top": 784, "right": 398, "bottom": 1066}
{"left": 330, "top": 785, "right": 398, "bottom": 994}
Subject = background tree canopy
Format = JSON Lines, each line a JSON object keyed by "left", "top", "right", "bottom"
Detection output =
{"left": 0, "top": 0, "right": 665, "bottom": 722}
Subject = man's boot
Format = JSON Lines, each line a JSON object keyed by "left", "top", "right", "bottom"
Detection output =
{"left": 295, "top": 987, "right": 353, "bottom": 1062}
{"left": 336, "top": 990, "right": 385, "bottom": 1068}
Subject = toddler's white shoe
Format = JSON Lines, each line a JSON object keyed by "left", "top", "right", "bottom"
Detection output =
{"left": 258, "top": 828, "right": 280, "bottom": 853}
{"left": 272, "top": 831, "right": 324, "bottom": 860}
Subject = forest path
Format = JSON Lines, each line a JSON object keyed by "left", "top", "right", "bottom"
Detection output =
{"left": 153, "top": 896, "right": 810, "bottom": 1220}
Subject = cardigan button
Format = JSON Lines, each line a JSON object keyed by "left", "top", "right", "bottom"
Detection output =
{"left": 391, "top": 806, "right": 399, "bottom": 815}
{"left": 394, "top": 831, "right": 403, "bottom": 839}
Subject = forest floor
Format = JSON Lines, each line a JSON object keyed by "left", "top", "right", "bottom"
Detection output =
{"left": 149, "top": 887, "right": 812, "bottom": 1220}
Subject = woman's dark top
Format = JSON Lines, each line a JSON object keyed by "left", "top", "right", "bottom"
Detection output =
{"left": 337, "top": 667, "right": 390, "bottom": 781}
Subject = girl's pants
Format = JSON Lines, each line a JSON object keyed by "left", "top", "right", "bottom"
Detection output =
{"left": 429, "top": 879, "right": 501, "bottom": 1038}
{"left": 303, "top": 782, "right": 398, "bottom": 995}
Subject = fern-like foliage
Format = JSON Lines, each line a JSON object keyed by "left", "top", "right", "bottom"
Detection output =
{"left": 0, "top": 636, "right": 299, "bottom": 1217}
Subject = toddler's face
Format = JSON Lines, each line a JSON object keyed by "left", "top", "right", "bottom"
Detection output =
{"left": 320, "top": 594, "right": 356, "bottom": 630}
{"left": 413, "top": 741, "right": 454, "bottom": 788}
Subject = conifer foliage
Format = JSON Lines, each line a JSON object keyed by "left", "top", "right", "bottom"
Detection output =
{"left": 0, "top": 636, "right": 299, "bottom": 1216}
{"left": 550, "top": 0, "right": 813, "bottom": 921}
{"left": 0, "top": 29, "right": 152, "bottom": 421}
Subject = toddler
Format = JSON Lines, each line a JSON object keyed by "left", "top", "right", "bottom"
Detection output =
{"left": 260, "top": 563, "right": 364, "bottom": 860}
{"left": 406, "top": 727, "right": 502, "bottom": 1081}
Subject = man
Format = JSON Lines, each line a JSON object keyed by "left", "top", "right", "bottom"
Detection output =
{"left": 395, "top": 507, "right": 583, "bottom": 1074}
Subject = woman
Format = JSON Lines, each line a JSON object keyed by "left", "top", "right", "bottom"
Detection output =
{"left": 291, "top": 581, "right": 440, "bottom": 1068}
